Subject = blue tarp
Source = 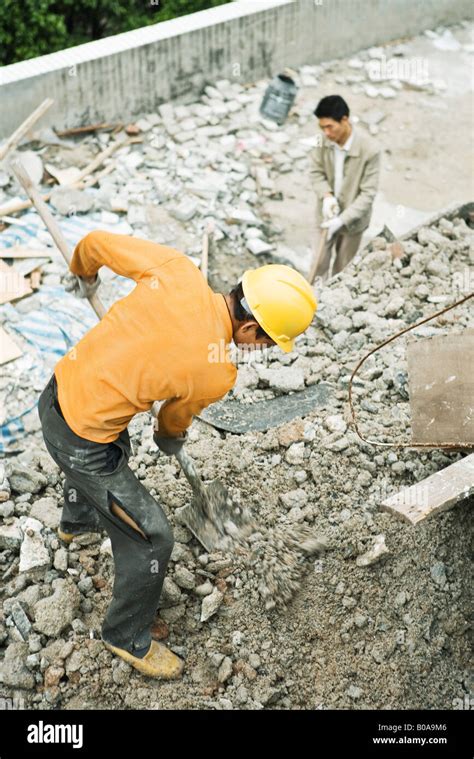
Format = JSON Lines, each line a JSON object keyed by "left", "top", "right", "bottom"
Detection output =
{"left": 0, "top": 208, "right": 133, "bottom": 452}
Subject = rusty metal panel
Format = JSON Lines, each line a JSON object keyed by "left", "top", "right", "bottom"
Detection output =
{"left": 407, "top": 331, "right": 474, "bottom": 445}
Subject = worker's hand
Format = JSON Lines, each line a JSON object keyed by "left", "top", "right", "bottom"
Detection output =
{"left": 321, "top": 216, "right": 343, "bottom": 241}
{"left": 65, "top": 273, "right": 101, "bottom": 299}
{"left": 322, "top": 195, "right": 340, "bottom": 221}
{"left": 153, "top": 431, "right": 188, "bottom": 456}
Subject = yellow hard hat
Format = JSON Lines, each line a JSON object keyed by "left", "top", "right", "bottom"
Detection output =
{"left": 241, "top": 264, "right": 317, "bottom": 353}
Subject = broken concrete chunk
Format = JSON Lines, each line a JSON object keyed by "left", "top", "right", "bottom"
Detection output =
{"left": 356, "top": 535, "right": 389, "bottom": 567}
{"left": 8, "top": 464, "right": 47, "bottom": 494}
{"left": 19, "top": 517, "right": 51, "bottom": 573}
{"left": 30, "top": 497, "right": 61, "bottom": 530}
{"left": 0, "top": 462, "right": 10, "bottom": 501}
{"left": 0, "top": 521, "right": 22, "bottom": 549}
{"left": 200, "top": 587, "right": 224, "bottom": 622}
{"left": 33, "top": 579, "right": 81, "bottom": 637}
{"left": 246, "top": 237, "right": 272, "bottom": 255}
{"left": 10, "top": 600, "right": 32, "bottom": 640}
{"left": 256, "top": 365, "right": 305, "bottom": 392}
{"left": 2, "top": 642, "right": 35, "bottom": 689}
{"left": 169, "top": 199, "right": 198, "bottom": 222}
{"left": 50, "top": 187, "right": 95, "bottom": 215}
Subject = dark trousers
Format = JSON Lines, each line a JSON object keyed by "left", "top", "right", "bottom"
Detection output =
{"left": 37, "top": 374, "right": 174, "bottom": 657}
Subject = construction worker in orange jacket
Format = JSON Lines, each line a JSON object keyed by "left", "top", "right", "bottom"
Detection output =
{"left": 38, "top": 230, "right": 317, "bottom": 679}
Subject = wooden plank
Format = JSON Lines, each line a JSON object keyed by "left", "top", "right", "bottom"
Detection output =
{"left": 407, "top": 331, "right": 474, "bottom": 446}
{"left": 381, "top": 454, "right": 474, "bottom": 524}
{"left": 0, "top": 325, "right": 22, "bottom": 365}
{"left": 0, "top": 259, "right": 33, "bottom": 303}
{"left": 0, "top": 98, "right": 54, "bottom": 162}
{"left": 11, "top": 258, "right": 47, "bottom": 276}
{"left": 0, "top": 246, "right": 52, "bottom": 259}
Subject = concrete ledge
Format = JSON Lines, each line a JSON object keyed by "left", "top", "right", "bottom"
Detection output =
{"left": 0, "top": 0, "right": 471, "bottom": 137}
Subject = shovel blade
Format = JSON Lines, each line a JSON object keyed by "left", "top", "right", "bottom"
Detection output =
{"left": 178, "top": 479, "right": 253, "bottom": 552}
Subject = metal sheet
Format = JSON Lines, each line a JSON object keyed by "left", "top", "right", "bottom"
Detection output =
{"left": 199, "top": 382, "right": 332, "bottom": 433}
{"left": 407, "top": 331, "right": 474, "bottom": 445}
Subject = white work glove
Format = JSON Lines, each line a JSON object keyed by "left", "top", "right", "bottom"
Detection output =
{"left": 64, "top": 272, "right": 101, "bottom": 299}
{"left": 322, "top": 195, "right": 340, "bottom": 221}
{"left": 321, "top": 216, "right": 343, "bottom": 241}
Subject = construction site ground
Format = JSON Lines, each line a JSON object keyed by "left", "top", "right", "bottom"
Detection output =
{"left": 0, "top": 21, "right": 472, "bottom": 711}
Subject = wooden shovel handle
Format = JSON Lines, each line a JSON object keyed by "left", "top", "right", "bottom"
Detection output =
{"left": 308, "top": 228, "right": 328, "bottom": 285}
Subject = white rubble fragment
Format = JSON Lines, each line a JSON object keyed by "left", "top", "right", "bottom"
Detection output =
{"left": 356, "top": 535, "right": 389, "bottom": 567}
{"left": 246, "top": 238, "right": 272, "bottom": 255}
{"left": 200, "top": 588, "right": 224, "bottom": 622}
{"left": 19, "top": 517, "right": 51, "bottom": 573}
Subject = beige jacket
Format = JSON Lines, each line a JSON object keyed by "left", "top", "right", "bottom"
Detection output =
{"left": 310, "top": 129, "right": 380, "bottom": 235}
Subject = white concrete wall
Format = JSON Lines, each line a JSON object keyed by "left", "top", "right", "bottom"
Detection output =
{"left": 0, "top": 0, "right": 471, "bottom": 137}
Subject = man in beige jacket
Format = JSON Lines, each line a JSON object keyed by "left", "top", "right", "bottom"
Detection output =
{"left": 310, "top": 95, "right": 380, "bottom": 280}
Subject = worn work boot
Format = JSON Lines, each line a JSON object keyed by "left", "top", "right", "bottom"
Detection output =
{"left": 57, "top": 528, "right": 77, "bottom": 544}
{"left": 102, "top": 639, "right": 184, "bottom": 679}
{"left": 57, "top": 527, "right": 100, "bottom": 544}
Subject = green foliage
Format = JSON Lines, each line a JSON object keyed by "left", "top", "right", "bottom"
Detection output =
{"left": 0, "top": 0, "right": 230, "bottom": 65}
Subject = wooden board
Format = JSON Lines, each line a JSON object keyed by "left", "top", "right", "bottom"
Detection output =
{"left": 407, "top": 331, "right": 474, "bottom": 445}
{"left": 0, "top": 259, "right": 33, "bottom": 303}
{"left": 381, "top": 453, "right": 474, "bottom": 524}
{"left": 0, "top": 245, "right": 52, "bottom": 259}
{"left": 0, "top": 325, "right": 22, "bottom": 365}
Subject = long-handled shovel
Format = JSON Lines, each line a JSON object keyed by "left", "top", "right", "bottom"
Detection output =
{"left": 12, "top": 161, "right": 251, "bottom": 551}
{"left": 307, "top": 227, "right": 328, "bottom": 285}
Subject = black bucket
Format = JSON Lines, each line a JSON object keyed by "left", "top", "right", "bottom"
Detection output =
{"left": 259, "top": 72, "right": 298, "bottom": 126}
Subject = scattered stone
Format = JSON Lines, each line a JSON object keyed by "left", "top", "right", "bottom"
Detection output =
{"left": 160, "top": 577, "right": 182, "bottom": 607}
{"left": 2, "top": 642, "right": 35, "bottom": 689}
{"left": 200, "top": 588, "right": 224, "bottom": 622}
{"left": 324, "top": 415, "right": 347, "bottom": 435}
{"left": 174, "top": 565, "right": 196, "bottom": 590}
{"left": 10, "top": 600, "right": 32, "bottom": 640}
{"left": 218, "top": 656, "right": 233, "bottom": 683}
{"left": 50, "top": 187, "right": 95, "bottom": 215}
{"left": 347, "top": 684, "right": 363, "bottom": 699}
{"left": 30, "top": 497, "right": 61, "bottom": 529}
{"left": 256, "top": 366, "right": 305, "bottom": 392}
{"left": 246, "top": 237, "right": 272, "bottom": 255}
{"left": 356, "top": 535, "right": 389, "bottom": 567}
{"left": 0, "top": 462, "right": 10, "bottom": 501}
{"left": 430, "top": 562, "right": 447, "bottom": 588}
{"left": 7, "top": 464, "right": 47, "bottom": 494}
{"left": 19, "top": 517, "right": 51, "bottom": 573}
{"left": 33, "top": 579, "right": 81, "bottom": 636}
{"left": 53, "top": 548, "right": 68, "bottom": 572}
{"left": 194, "top": 580, "right": 214, "bottom": 597}
{"left": 0, "top": 522, "right": 22, "bottom": 549}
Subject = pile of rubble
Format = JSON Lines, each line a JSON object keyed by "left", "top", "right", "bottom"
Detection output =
{"left": 1, "top": 206, "right": 472, "bottom": 710}
{"left": 0, "top": 20, "right": 472, "bottom": 711}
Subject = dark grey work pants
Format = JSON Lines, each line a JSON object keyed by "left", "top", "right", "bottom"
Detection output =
{"left": 37, "top": 374, "right": 174, "bottom": 657}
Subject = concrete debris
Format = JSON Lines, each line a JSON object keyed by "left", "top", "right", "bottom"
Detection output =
{"left": 50, "top": 186, "right": 95, "bottom": 215}
{"left": 0, "top": 462, "right": 11, "bottom": 501}
{"left": 29, "top": 497, "right": 61, "bottom": 529}
{"left": 0, "top": 522, "right": 22, "bottom": 549}
{"left": 0, "top": 21, "right": 471, "bottom": 713}
{"left": 33, "top": 579, "right": 81, "bottom": 637}
{"left": 2, "top": 642, "right": 36, "bottom": 689}
{"left": 356, "top": 535, "right": 389, "bottom": 567}
{"left": 19, "top": 517, "right": 51, "bottom": 573}
{"left": 7, "top": 463, "right": 47, "bottom": 494}
{"left": 200, "top": 587, "right": 224, "bottom": 622}
{"left": 10, "top": 600, "right": 32, "bottom": 640}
